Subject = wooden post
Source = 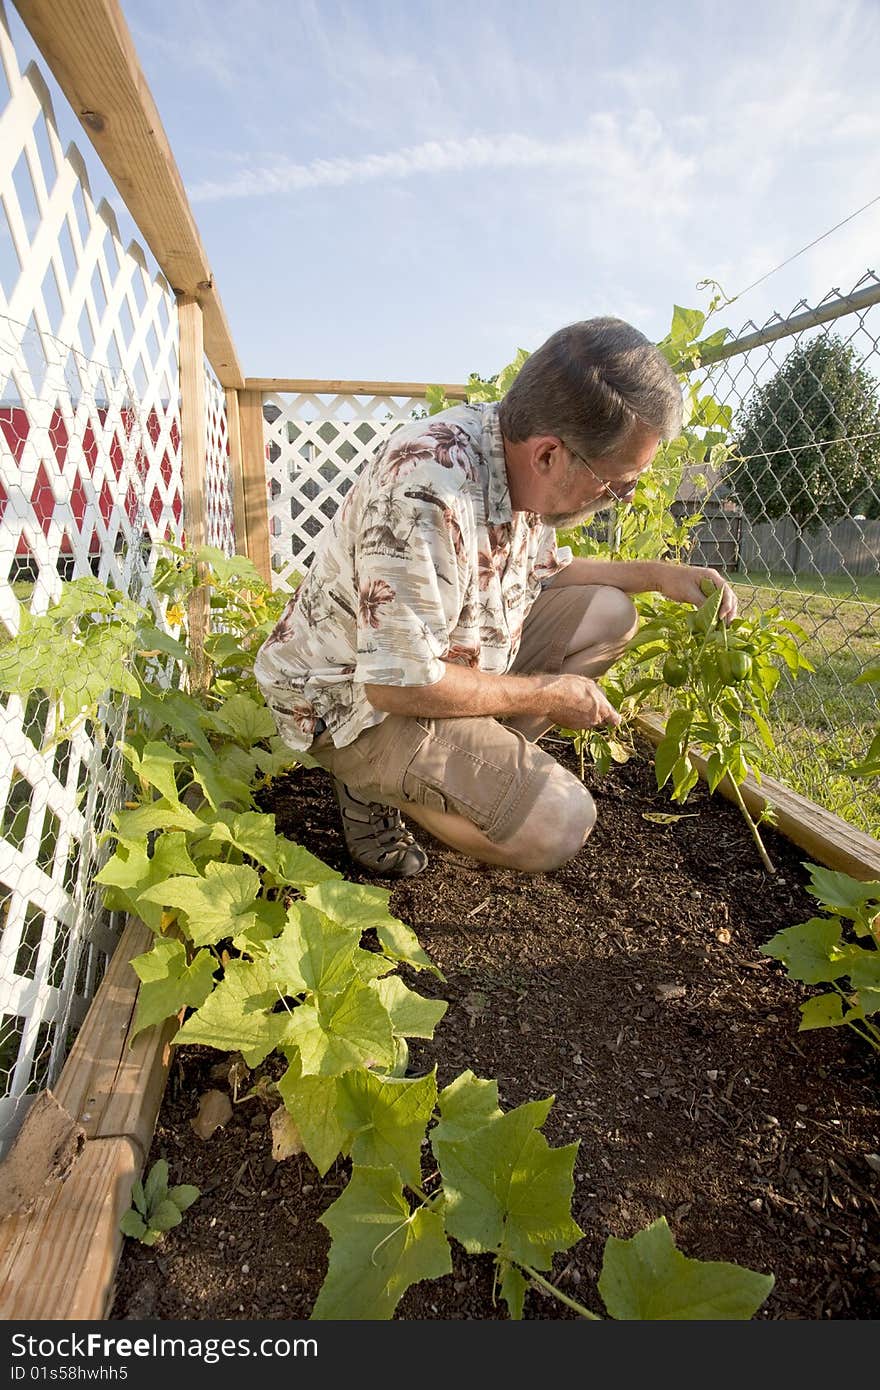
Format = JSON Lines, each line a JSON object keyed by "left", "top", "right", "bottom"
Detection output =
{"left": 239, "top": 389, "right": 272, "bottom": 585}
{"left": 177, "top": 294, "right": 210, "bottom": 689}
{"left": 225, "top": 388, "right": 249, "bottom": 561}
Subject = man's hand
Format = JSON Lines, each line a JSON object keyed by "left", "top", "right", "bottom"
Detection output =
{"left": 655, "top": 564, "right": 738, "bottom": 624}
{"left": 542, "top": 673, "right": 621, "bottom": 730}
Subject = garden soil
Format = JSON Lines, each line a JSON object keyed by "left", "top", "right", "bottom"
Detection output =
{"left": 110, "top": 739, "right": 880, "bottom": 1321}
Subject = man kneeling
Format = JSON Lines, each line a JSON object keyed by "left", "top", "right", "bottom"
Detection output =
{"left": 254, "top": 317, "right": 735, "bottom": 878}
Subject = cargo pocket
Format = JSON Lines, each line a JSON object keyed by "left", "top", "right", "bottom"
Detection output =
{"left": 396, "top": 720, "right": 449, "bottom": 813}
{"left": 399, "top": 719, "right": 515, "bottom": 831}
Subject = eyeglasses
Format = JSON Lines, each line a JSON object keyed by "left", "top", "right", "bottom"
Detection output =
{"left": 560, "top": 439, "right": 641, "bottom": 504}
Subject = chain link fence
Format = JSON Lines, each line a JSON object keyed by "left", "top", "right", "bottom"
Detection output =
{"left": 683, "top": 271, "right": 880, "bottom": 834}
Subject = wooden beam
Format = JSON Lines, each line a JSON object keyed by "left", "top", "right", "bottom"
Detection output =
{"left": 225, "top": 388, "right": 249, "bottom": 560}
{"left": 14, "top": 0, "right": 244, "bottom": 387}
{"left": 54, "top": 918, "right": 176, "bottom": 1162}
{"left": 239, "top": 389, "right": 272, "bottom": 584}
{"left": 246, "top": 377, "right": 470, "bottom": 399}
{"left": 636, "top": 714, "right": 880, "bottom": 881}
{"left": 0, "top": 1135, "right": 139, "bottom": 1319}
{"left": 0, "top": 911, "right": 178, "bottom": 1319}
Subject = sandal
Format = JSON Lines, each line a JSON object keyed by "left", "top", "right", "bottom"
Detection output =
{"left": 332, "top": 779, "right": 428, "bottom": 878}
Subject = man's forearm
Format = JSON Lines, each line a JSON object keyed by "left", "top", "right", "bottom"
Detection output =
{"left": 546, "top": 556, "right": 665, "bottom": 593}
{"left": 364, "top": 664, "right": 556, "bottom": 720}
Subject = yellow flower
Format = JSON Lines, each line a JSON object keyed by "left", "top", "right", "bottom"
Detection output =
{"left": 166, "top": 602, "right": 185, "bottom": 626}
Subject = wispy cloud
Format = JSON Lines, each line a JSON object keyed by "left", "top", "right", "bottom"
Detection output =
{"left": 191, "top": 122, "right": 695, "bottom": 202}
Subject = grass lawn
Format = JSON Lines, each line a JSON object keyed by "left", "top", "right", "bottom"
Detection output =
{"left": 733, "top": 571, "right": 879, "bottom": 836}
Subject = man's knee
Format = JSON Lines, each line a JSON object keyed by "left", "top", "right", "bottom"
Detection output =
{"left": 590, "top": 585, "right": 639, "bottom": 646}
{"left": 500, "top": 765, "right": 596, "bottom": 872}
{"left": 565, "top": 585, "right": 639, "bottom": 677}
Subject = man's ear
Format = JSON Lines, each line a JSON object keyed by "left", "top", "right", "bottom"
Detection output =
{"left": 531, "top": 435, "right": 562, "bottom": 475}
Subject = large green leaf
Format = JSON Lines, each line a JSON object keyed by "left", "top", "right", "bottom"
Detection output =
{"left": 206, "top": 694, "right": 276, "bottom": 743}
{"left": 372, "top": 974, "right": 447, "bottom": 1039}
{"left": 313, "top": 1166, "right": 451, "bottom": 1320}
{"left": 173, "top": 957, "right": 290, "bottom": 1064}
{"left": 375, "top": 918, "right": 443, "bottom": 977}
{"left": 303, "top": 881, "right": 440, "bottom": 973}
{"left": 431, "top": 1071, "right": 503, "bottom": 1145}
{"left": 96, "top": 832, "right": 199, "bottom": 932}
{"left": 598, "top": 1217, "right": 773, "bottom": 1319}
{"left": 798, "top": 993, "right": 846, "bottom": 1030}
{"left": 273, "top": 839, "right": 342, "bottom": 888}
{"left": 304, "top": 880, "right": 399, "bottom": 931}
{"left": 139, "top": 862, "right": 263, "bottom": 947}
{"left": 336, "top": 1069, "right": 437, "bottom": 1187}
{"left": 434, "top": 1095, "right": 582, "bottom": 1267}
{"left": 120, "top": 740, "right": 186, "bottom": 804}
{"left": 200, "top": 811, "right": 340, "bottom": 886}
{"left": 113, "top": 800, "right": 204, "bottom": 840}
{"left": 199, "top": 811, "right": 281, "bottom": 870}
{"left": 277, "top": 1069, "right": 348, "bottom": 1176}
{"left": 189, "top": 750, "right": 253, "bottom": 812}
{"left": 268, "top": 904, "right": 360, "bottom": 996}
{"left": 134, "top": 686, "right": 213, "bottom": 755}
{"left": 286, "top": 977, "right": 395, "bottom": 1076}
{"left": 804, "top": 863, "right": 880, "bottom": 921}
{"left": 760, "top": 918, "right": 851, "bottom": 984}
{"left": 130, "top": 938, "right": 217, "bottom": 1038}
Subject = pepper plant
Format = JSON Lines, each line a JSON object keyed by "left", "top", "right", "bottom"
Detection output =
{"left": 623, "top": 579, "right": 813, "bottom": 873}
{"left": 0, "top": 548, "right": 774, "bottom": 1319}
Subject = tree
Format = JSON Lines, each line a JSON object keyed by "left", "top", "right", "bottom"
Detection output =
{"left": 729, "top": 334, "right": 880, "bottom": 527}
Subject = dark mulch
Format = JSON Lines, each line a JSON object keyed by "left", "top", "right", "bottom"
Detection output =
{"left": 110, "top": 738, "right": 880, "bottom": 1321}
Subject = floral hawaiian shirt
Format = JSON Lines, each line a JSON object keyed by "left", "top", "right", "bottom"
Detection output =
{"left": 253, "top": 401, "right": 572, "bottom": 751}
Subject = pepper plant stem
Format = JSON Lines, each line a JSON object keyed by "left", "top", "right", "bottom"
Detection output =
{"left": 728, "top": 777, "right": 775, "bottom": 875}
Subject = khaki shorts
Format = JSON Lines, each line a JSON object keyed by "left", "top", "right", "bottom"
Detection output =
{"left": 308, "top": 585, "right": 593, "bottom": 844}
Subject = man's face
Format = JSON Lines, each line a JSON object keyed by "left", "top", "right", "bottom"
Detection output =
{"left": 539, "top": 423, "right": 661, "bottom": 527}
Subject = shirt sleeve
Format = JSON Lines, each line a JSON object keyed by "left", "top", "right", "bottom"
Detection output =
{"left": 533, "top": 525, "right": 573, "bottom": 590}
{"left": 352, "top": 491, "right": 467, "bottom": 688}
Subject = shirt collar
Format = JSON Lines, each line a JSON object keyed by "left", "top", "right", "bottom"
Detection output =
{"left": 481, "top": 402, "right": 513, "bottom": 524}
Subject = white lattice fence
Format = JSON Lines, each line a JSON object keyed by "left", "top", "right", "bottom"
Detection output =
{"left": 0, "top": 3, "right": 196, "bottom": 1151}
{"left": 263, "top": 391, "right": 426, "bottom": 588}
{"left": 204, "top": 366, "right": 234, "bottom": 556}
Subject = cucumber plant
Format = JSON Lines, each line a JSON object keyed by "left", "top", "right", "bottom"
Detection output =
{"left": 120, "top": 1159, "right": 199, "bottom": 1246}
{"left": 760, "top": 862, "right": 880, "bottom": 1054}
{"left": 0, "top": 548, "right": 775, "bottom": 1319}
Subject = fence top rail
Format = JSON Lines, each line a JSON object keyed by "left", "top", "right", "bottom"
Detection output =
{"left": 12, "top": 0, "right": 244, "bottom": 389}
{"left": 248, "top": 378, "right": 471, "bottom": 399}
{"left": 695, "top": 277, "right": 880, "bottom": 368}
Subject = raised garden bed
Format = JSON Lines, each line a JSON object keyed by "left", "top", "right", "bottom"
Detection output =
{"left": 109, "top": 739, "right": 880, "bottom": 1321}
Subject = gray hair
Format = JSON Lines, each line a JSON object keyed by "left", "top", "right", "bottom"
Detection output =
{"left": 497, "top": 316, "right": 683, "bottom": 462}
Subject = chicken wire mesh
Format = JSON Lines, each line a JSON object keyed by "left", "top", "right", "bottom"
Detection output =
{"left": 0, "top": 0, "right": 196, "bottom": 1150}
{"left": 683, "top": 271, "right": 880, "bottom": 834}
{"left": 0, "top": 312, "right": 184, "bottom": 1152}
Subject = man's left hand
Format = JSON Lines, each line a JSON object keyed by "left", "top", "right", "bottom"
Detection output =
{"left": 656, "top": 564, "right": 738, "bottom": 624}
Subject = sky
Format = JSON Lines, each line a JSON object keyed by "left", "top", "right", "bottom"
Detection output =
{"left": 9, "top": 0, "right": 880, "bottom": 383}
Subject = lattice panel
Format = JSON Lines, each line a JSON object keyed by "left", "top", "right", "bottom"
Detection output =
{"left": 204, "top": 364, "right": 234, "bottom": 555}
{"left": 263, "top": 391, "right": 426, "bottom": 588}
{"left": 0, "top": 2, "right": 186, "bottom": 1151}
